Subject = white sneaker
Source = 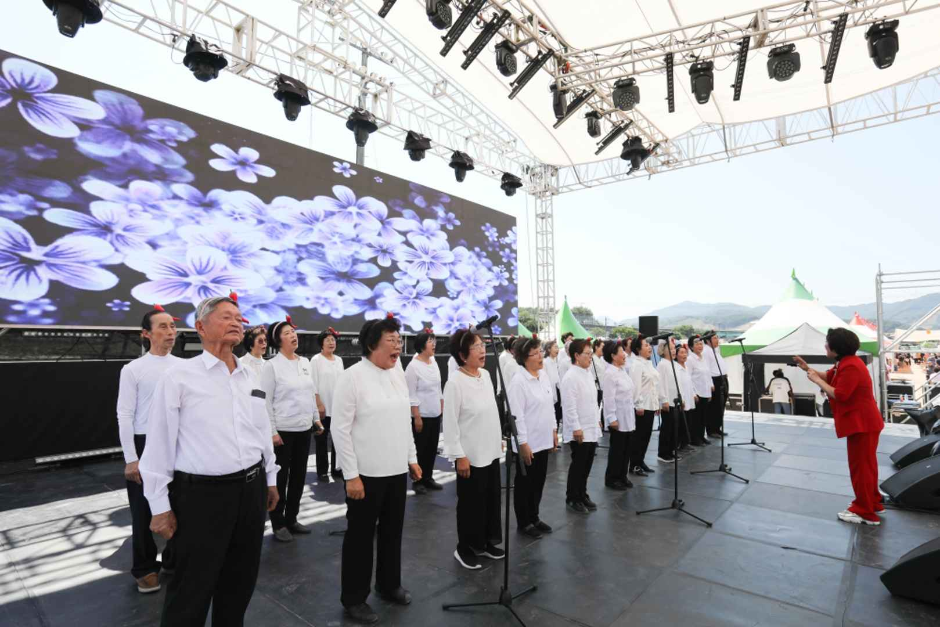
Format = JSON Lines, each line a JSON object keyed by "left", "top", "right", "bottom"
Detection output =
{"left": 837, "top": 510, "right": 880, "bottom": 526}
{"left": 656, "top": 456, "right": 675, "bottom": 464}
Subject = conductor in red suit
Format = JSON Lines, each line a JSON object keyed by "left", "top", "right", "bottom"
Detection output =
{"left": 795, "top": 328, "right": 884, "bottom": 526}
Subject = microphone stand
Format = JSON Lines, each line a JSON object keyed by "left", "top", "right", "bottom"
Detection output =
{"left": 442, "top": 325, "right": 537, "bottom": 626}
{"left": 691, "top": 343, "right": 749, "bottom": 483}
{"left": 636, "top": 340, "right": 712, "bottom": 527}
{"left": 727, "top": 342, "right": 772, "bottom": 453}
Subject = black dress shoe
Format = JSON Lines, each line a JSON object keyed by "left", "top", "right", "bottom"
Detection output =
{"left": 534, "top": 520, "right": 553, "bottom": 533}
{"left": 621, "top": 477, "right": 634, "bottom": 488}
{"left": 317, "top": 473, "right": 329, "bottom": 482}
{"left": 287, "top": 522, "right": 312, "bottom": 534}
{"left": 605, "top": 481, "right": 628, "bottom": 491}
{"left": 412, "top": 482, "right": 427, "bottom": 495}
{"left": 375, "top": 586, "right": 411, "bottom": 606}
{"left": 425, "top": 478, "right": 444, "bottom": 490}
{"left": 582, "top": 494, "right": 598, "bottom": 511}
{"left": 567, "top": 500, "right": 589, "bottom": 514}
{"left": 519, "top": 524, "right": 542, "bottom": 539}
{"left": 631, "top": 466, "right": 648, "bottom": 477}
{"left": 345, "top": 603, "right": 379, "bottom": 624}
{"left": 640, "top": 462, "right": 655, "bottom": 473}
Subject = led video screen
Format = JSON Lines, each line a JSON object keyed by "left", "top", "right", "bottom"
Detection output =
{"left": 0, "top": 49, "right": 517, "bottom": 334}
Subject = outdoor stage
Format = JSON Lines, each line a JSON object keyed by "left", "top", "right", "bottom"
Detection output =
{"left": 1, "top": 412, "right": 938, "bottom": 627}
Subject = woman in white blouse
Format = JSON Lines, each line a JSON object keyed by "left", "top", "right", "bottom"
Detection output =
{"left": 508, "top": 337, "right": 558, "bottom": 539}
{"left": 655, "top": 338, "right": 684, "bottom": 464}
{"left": 601, "top": 340, "right": 636, "bottom": 490}
{"left": 312, "top": 327, "right": 344, "bottom": 481}
{"left": 561, "top": 338, "right": 601, "bottom": 514}
{"left": 542, "top": 340, "right": 562, "bottom": 433}
{"left": 674, "top": 343, "right": 697, "bottom": 451}
{"left": 331, "top": 316, "right": 421, "bottom": 624}
{"left": 443, "top": 328, "right": 505, "bottom": 571}
{"left": 686, "top": 335, "right": 712, "bottom": 446}
{"left": 239, "top": 325, "right": 267, "bottom": 388}
{"left": 261, "top": 317, "right": 323, "bottom": 542}
{"left": 405, "top": 328, "right": 444, "bottom": 495}
{"left": 629, "top": 335, "right": 660, "bottom": 477}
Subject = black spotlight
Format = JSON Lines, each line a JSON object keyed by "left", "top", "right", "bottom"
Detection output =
{"left": 346, "top": 108, "right": 378, "bottom": 148}
{"left": 42, "top": 0, "right": 102, "bottom": 38}
{"left": 449, "top": 151, "right": 474, "bottom": 182}
{"left": 612, "top": 77, "right": 640, "bottom": 111}
{"left": 183, "top": 36, "right": 228, "bottom": 82}
{"left": 689, "top": 60, "right": 714, "bottom": 104}
{"left": 426, "top": 0, "right": 452, "bottom": 30}
{"left": 274, "top": 75, "right": 310, "bottom": 122}
{"left": 495, "top": 40, "right": 518, "bottom": 77}
{"left": 586, "top": 111, "right": 602, "bottom": 138}
{"left": 500, "top": 172, "right": 523, "bottom": 197}
{"left": 767, "top": 43, "right": 801, "bottom": 82}
{"left": 620, "top": 136, "right": 655, "bottom": 172}
{"left": 866, "top": 20, "right": 900, "bottom": 69}
{"left": 403, "top": 131, "right": 432, "bottom": 161}
{"left": 551, "top": 84, "right": 568, "bottom": 120}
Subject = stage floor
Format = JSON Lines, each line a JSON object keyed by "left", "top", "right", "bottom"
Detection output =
{"left": 1, "top": 412, "right": 939, "bottom": 626}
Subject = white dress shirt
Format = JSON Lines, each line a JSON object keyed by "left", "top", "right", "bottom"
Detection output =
{"left": 704, "top": 345, "right": 728, "bottom": 377}
{"left": 558, "top": 351, "right": 572, "bottom": 383}
{"left": 591, "top": 355, "right": 606, "bottom": 387}
{"left": 544, "top": 355, "right": 561, "bottom": 394}
{"left": 443, "top": 369, "right": 503, "bottom": 467}
{"left": 331, "top": 358, "right": 417, "bottom": 480}
{"left": 602, "top": 362, "right": 636, "bottom": 432}
{"left": 447, "top": 356, "right": 458, "bottom": 376}
{"left": 676, "top": 361, "right": 696, "bottom": 411}
{"left": 561, "top": 366, "right": 601, "bottom": 443}
{"left": 688, "top": 352, "right": 713, "bottom": 398}
{"left": 499, "top": 351, "right": 520, "bottom": 389}
{"left": 239, "top": 353, "right": 265, "bottom": 389}
{"left": 507, "top": 367, "right": 556, "bottom": 454}
{"left": 405, "top": 357, "right": 443, "bottom": 417}
{"left": 139, "top": 351, "right": 279, "bottom": 515}
{"left": 311, "top": 352, "right": 344, "bottom": 416}
{"left": 630, "top": 358, "right": 661, "bottom": 412}
{"left": 658, "top": 359, "right": 695, "bottom": 410}
{"left": 116, "top": 352, "right": 183, "bottom": 463}
{"left": 260, "top": 352, "right": 317, "bottom": 433}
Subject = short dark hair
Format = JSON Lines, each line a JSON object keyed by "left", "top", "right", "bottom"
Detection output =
{"left": 141, "top": 308, "right": 171, "bottom": 332}
{"left": 602, "top": 339, "right": 623, "bottom": 364}
{"left": 773, "top": 368, "right": 784, "bottom": 377}
{"left": 451, "top": 327, "right": 484, "bottom": 367}
{"left": 561, "top": 332, "right": 574, "bottom": 342}
{"left": 826, "top": 327, "right": 860, "bottom": 359}
{"left": 505, "top": 335, "right": 517, "bottom": 354}
{"left": 267, "top": 320, "right": 293, "bottom": 350}
{"left": 316, "top": 328, "right": 339, "bottom": 347}
{"left": 414, "top": 330, "right": 435, "bottom": 354}
{"left": 514, "top": 337, "right": 542, "bottom": 367}
{"left": 568, "top": 338, "right": 591, "bottom": 364}
{"left": 242, "top": 325, "right": 266, "bottom": 353}
{"left": 360, "top": 316, "right": 402, "bottom": 356}
{"left": 631, "top": 334, "right": 647, "bottom": 356}
{"left": 593, "top": 338, "right": 605, "bottom": 351}
{"left": 688, "top": 334, "right": 702, "bottom": 347}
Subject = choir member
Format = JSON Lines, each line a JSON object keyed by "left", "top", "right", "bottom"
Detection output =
{"left": 140, "top": 295, "right": 280, "bottom": 627}
{"left": 686, "top": 335, "right": 712, "bottom": 446}
{"left": 629, "top": 335, "right": 660, "bottom": 476}
{"left": 703, "top": 333, "right": 729, "bottom": 438}
{"left": 444, "top": 327, "right": 505, "bottom": 570}
{"left": 601, "top": 340, "right": 635, "bottom": 490}
{"left": 542, "top": 340, "right": 563, "bottom": 434}
{"left": 332, "top": 315, "right": 421, "bottom": 624}
{"left": 239, "top": 325, "right": 267, "bottom": 388}
{"left": 405, "top": 328, "right": 444, "bottom": 495}
{"left": 674, "top": 343, "right": 697, "bottom": 451}
{"left": 117, "top": 305, "right": 181, "bottom": 594}
{"left": 656, "top": 338, "right": 682, "bottom": 463}
{"left": 499, "top": 335, "right": 521, "bottom": 388}
{"left": 592, "top": 338, "right": 606, "bottom": 387}
{"left": 562, "top": 338, "right": 601, "bottom": 514}
{"left": 261, "top": 317, "right": 322, "bottom": 542}
{"left": 508, "top": 337, "right": 558, "bottom": 538}
{"left": 557, "top": 332, "right": 575, "bottom": 382}
{"left": 312, "top": 327, "right": 344, "bottom": 481}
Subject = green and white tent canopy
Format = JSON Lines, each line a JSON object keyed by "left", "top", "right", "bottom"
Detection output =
{"left": 556, "top": 298, "right": 590, "bottom": 339}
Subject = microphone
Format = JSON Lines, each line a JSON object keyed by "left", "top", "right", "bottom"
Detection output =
{"left": 649, "top": 332, "right": 674, "bottom": 343}
{"left": 729, "top": 337, "right": 745, "bottom": 343}
{"left": 475, "top": 314, "right": 500, "bottom": 330}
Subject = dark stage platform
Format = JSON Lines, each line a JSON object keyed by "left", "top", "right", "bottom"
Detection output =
{"left": 1, "top": 412, "right": 939, "bottom": 627}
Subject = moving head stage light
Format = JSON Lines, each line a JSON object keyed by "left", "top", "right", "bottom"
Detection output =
{"left": 767, "top": 44, "right": 801, "bottom": 82}
{"left": 500, "top": 172, "right": 523, "bottom": 197}
{"left": 183, "top": 36, "right": 228, "bottom": 82}
{"left": 495, "top": 40, "right": 518, "bottom": 77}
{"left": 613, "top": 77, "right": 640, "bottom": 111}
{"left": 426, "top": 0, "right": 453, "bottom": 30}
{"left": 274, "top": 75, "right": 311, "bottom": 122}
{"left": 42, "top": 0, "right": 102, "bottom": 38}
{"left": 403, "top": 131, "right": 432, "bottom": 161}
{"left": 346, "top": 108, "right": 378, "bottom": 147}
{"left": 866, "top": 20, "right": 900, "bottom": 69}
{"left": 449, "top": 151, "right": 474, "bottom": 182}
{"left": 689, "top": 60, "right": 714, "bottom": 104}
{"left": 621, "top": 136, "right": 658, "bottom": 172}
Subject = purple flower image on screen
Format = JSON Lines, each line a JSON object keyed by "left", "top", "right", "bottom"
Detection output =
{"left": 209, "top": 144, "right": 275, "bottom": 184}
{"left": 0, "top": 148, "right": 71, "bottom": 199}
{"left": 106, "top": 299, "right": 130, "bottom": 312}
{"left": 396, "top": 236, "right": 455, "bottom": 281}
{"left": 176, "top": 223, "right": 280, "bottom": 272}
{"left": 333, "top": 161, "right": 357, "bottom": 178}
{"left": 8, "top": 297, "right": 58, "bottom": 324}
{"left": 436, "top": 210, "right": 460, "bottom": 230}
{"left": 314, "top": 185, "right": 386, "bottom": 233}
{"left": 0, "top": 193, "right": 50, "bottom": 220}
{"left": 298, "top": 256, "right": 380, "bottom": 300}
{"left": 23, "top": 144, "right": 57, "bottom": 161}
{"left": 82, "top": 179, "right": 172, "bottom": 220}
{"left": 43, "top": 204, "right": 172, "bottom": 256}
{"left": 482, "top": 223, "right": 499, "bottom": 242}
{"left": 374, "top": 176, "right": 383, "bottom": 183}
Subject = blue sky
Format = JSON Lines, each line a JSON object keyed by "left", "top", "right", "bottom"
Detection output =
{"left": 4, "top": 3, "right": 938, "bottom": 322}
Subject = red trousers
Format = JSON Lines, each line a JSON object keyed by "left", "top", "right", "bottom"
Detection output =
{"left": 845, "top": 431, "right": 883, "bottom": 521}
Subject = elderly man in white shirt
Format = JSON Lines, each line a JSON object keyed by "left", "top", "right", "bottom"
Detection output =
{"left": 703, "top": 333, "right": 729, "bottom": 437}
{"left": 139, "top": 295, "right": 279, "bottom": 627}
{"left": 116, "top": 305, "right": 182, "bottom": 594}
{"left": 562, "top": 338, "right": 601, "bottom": 514}
{"left": 601, "top": 340, "right": 636, "bottom": 491}
{"left": 331, "top": 316, "right": 421, "bottom": 624}
{"left": 686, "top": 335, "right": 713, "bottom": 446}
{"left": 405, "top": 328, "right": 444, "bottom": 495}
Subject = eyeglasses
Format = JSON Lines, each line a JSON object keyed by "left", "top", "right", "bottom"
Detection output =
{"left": 384, "top": 336, "right": 403, "bottom": 347}
{"left": 469, "top": 342, "right": 486, "bottom": 352}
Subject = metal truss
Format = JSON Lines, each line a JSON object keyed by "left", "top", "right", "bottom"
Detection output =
{"left": 529, "top": 165, "right": 558, "bottom": 338}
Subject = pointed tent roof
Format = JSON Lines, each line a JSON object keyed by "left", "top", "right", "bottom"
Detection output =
{"left": 517, "top": 321, "right": 533, "bottom": 338}
{"left": 850, "top": 312, "right": 877, "bottom": 331}
{"left": 781, "top": 269, "right": 815, "bottom": 301}
{"left": 556, "top": 298, "right": 590, "bottom": 339}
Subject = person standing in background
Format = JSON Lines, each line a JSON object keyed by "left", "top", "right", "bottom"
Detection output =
{"left": 405, "top": 328, "right": 444, "bottom": 495}
{"left": 765, "top": 369, "right": 794, "bottom": 414}
{"left": 703, "top": 333, "right": 729, "bottom": 438}
{"left": 312, "top": 327, "right": 344, "bottom": 481}
{"left": 562, "top": 338, "right": 601, "bottom": 514}
{"left": 542, "top": 340, "right": 563, "bottom": 435}
{"left": 239, "top": 325, "right": 267, "bottom": 388}
{"left": 602, "top": 340, "right": 635, "bottom": 490}
{"left": 686, "top": 335, "right": 712, "bottom": 446}
{"left": 629, "top": 335, "right": 660, "bottom": 476}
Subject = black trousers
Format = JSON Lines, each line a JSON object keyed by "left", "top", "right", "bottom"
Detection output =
{"left": 314, "top": 416, "right": 336, "bottom": 476}
{"left": 128, "top": 434, "right": 175, "bottom": 578}
{"left": 605, "top": 430, "right": 632, "bottom": 484}
{"left": 161, "top": 470, "right": 266, "bottom": 627}
{"left": 513, "top": 449, "right": 548, "bottom": 528}
{"left": 630, "top": 412, "right": 654, "bottom": 470}
{"left": 456, "top": 459, "right": 502, "bottom": 552}
{"left": 412, "top": 415, "right": 441, "bottom": 484}
{"left": 342, "top": 473, "right": 407, "bottom": 607}
{"left": 566, "top": 441, "right": 596, "bottom": 503}
{"left": 271, "top": 428, "right": 312, "bottom": 529}
{"left": 689, "top": 397, "right": 709, "bottom": 443}
{"left": 658, "top": 407, "right": 677, "bottom": 458}
{"left": 707, "top": 376, "right": 727, "bottom": 433}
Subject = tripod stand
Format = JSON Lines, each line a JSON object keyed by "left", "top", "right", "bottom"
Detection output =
{"left": 727, "top": 342, "right": 772, "bottom": 453}
{"left": 637, "top": 337, "right": 712, "bottom": 527}
{"left": 442, "top": 325, "right": 537, "bottom": 626}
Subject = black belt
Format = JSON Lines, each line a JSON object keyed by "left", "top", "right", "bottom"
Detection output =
{"left": 174, "top": 460, "right": 264, "bottom": 484}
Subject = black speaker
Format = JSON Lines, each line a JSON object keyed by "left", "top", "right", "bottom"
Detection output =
{"left": 639, "top": 316, "right": 658, "bottom": 337}
{"left": 880, "top": 457, "right": 940, "bottom": 510}
{"left": 891, "top": 434, "right": 940, "bottom": 469}
{"left": 880, "top": 537, "right": 940, "bottom": 606}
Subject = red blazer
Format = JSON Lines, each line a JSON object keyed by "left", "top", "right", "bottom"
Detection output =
{"left": 825, "top": 355, "right": 883, "bottom": 438}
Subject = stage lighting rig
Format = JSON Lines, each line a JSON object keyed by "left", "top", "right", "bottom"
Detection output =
{"left": 427, "top": 0, "right": 453, "bottom": 31}
{"left": 551, "top": 84, "right": 568, "bottom": 121}
{"left": 620, "top": 136, "right": 658, "bottom": 172}
{"left": 508, "top": 50, "right": 553, "bottom": 100}
{"left": 732, "top": 36, "right": 750, "bottom": 101}
{"left": 346, "top": 108, "right": 378, "bottom": 147}
{"left": 461, "top": 11, "right": 511, "bottom": 70}
{"left": 767, "top": 44, "right": 801, "bottom": 82}
{"left": 449, "top": 151, "right": 474, "bottom": 181}
{"left": 552, "top": 89, "right": 596, "bottom": 130}
{"left": 495, "top": 40, "right": 517, "bottom": 77}
{"left": 441, "top": 0, "right": 486, "bottom": 57}
{"left": 866, "top": 20, "right": 900, "bottom": 69}
{"left": 823, "top": 14, "right": 848, "bottom": 84}
{"left": 585, "top": 111, "right": 602, "bottom": 138}
{"left": 378, "top": 0, "right": 398, "bottom": 18}
{"left": 183, "top": 36, "right": 228, "bottom": 82}
{"left": 689, "top": 60, "right": 714, "bottom": 104}
{"left": 274, "top": 75, "right": 310, "bottom": 121}
{"left": 500, "top": 172, "right": 523, "bottom": 196}
{"left": 594, "top": 120, "right": 632, "bottom": 156}
{"left": 612, "top": 77, "right": 640, "bottom": 111}
{"left": 42, "top": 0, "right": 102, "bottom": 38}
{"left": 403, "top": 131, "right": 432, "bottom": 161}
